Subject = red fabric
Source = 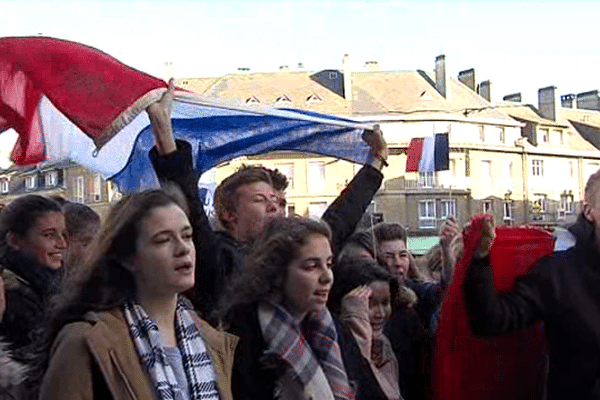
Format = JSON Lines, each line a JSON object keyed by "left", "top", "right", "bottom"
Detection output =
{"left": 432, "top": 214, "right": 552, "bottom": 400}
{"left": 405, "top": 137, "right": 424, "bottom": 172}
{"left": 0, "top": 37, "right": 166, "bottom": 164}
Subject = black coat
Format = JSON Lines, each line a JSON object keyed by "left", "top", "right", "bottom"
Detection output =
{"left": 225, "top": 303, "right": 389, "bottom": 400}
{"left": 464, "top": 213, "right": 600, "bottom": 400}
{"left": 150, "top": 141, "right": 383, "bottom": 318}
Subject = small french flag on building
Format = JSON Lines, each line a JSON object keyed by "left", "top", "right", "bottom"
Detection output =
{"left": 405, "top": 133, "right": 450, "bottom": 172}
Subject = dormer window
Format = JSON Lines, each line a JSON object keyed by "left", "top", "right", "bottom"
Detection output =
{"left": 245, "top": 96, "right": 261, "bottom": 104}
{"left": 45, "top": 171, "right": 58, "bottom": 187}
{"left": 329, "top": 72, "right": 338, "bottom": 80}
{"left": 275, "top": 94, "right": 292, "bottom": 105}
{"left": 306, "top": 94, "right": 323, "bottom": 103}
{"left": 25, "top": 175, "right": 37, "bottom": 190}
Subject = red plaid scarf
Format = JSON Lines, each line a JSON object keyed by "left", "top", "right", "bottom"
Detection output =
{"left": 258, "top": 302, "right": 354, "bottom": 400}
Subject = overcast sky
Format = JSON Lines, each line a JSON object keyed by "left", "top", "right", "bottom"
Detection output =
{"left": 2, "top": 0, "right": 599, "bottom": 165}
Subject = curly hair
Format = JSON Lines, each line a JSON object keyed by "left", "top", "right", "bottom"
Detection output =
{"left": 217, "top": 216, "right": 331, "bottom": 321}
{"left": 328, "top": 256, "right": 398, "bottom": 317}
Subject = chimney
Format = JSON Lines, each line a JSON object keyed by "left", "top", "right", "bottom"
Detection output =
{"left": 364, "top": 61, "right": 379, "bottom": 71}
{"left": 297, "top": 62, "right": 304, "bottom": 69}
{"left": 279, "top": 65, "right": 290, "bottom": 72}
{"left": 435, "top": 55, "right": 447, "bottom": 98}
{"left": 458, "top": 68, "right": 476, "bottom": 92}
{"left": 503, "top": 93, "right": 522, "bottom": 102}
{"left": 163, "top": 62, "right": 173, "bottom": 81}
{"left": 538, "top": 86, "right": 558, "bottom": 121}
{"left": 576, "top": 90, "right": 600, "bottom": 111}
{"left": 342, "top": 54, "right": 352, "bottom": 102}
{"left": 237, "top": 67, "right": 250, "bottom": 73}
{"left": 561, "top": 94, "right": 576, "bottom": 108}
{"left": 478, "top": 80, "right": 492, "bottom": 102}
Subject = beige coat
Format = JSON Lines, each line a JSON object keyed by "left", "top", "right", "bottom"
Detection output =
{"left": 40, "top": 308, "right": 238, "bottom": 400}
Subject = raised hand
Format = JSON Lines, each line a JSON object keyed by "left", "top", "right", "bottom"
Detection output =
{"left": 146, "top": 78, "right": 177, "bottom": 155}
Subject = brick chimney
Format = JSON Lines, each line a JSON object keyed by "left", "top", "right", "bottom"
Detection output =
{"left": 435, "top": 55, "right": 447, "bottom": 98}
{"left": 478, "top": 80, "right": 491, "bottom": 102}
{"left": 561, "top": 94, "right": 576, "bottom": 108}
{"left": 343, "top": 54, "right": 352, "bottom": 102}
{"left": 458, "top": 68, "right": 476, "bottom": 92}
{"left": 538, "top": 86, "right": 558, "bottom": 121}
{"left": 503, "top": 93, "right": 522, "bottom": 102}
{"left": 576, "top": 90, "right": 600, "bottom": 111}
{"left": 279, "top": 65, "right": 290, "bottom": 72}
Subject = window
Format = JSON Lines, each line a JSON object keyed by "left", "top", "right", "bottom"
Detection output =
{"left": 92, "top": 174, "right": 102, "bottom": 202}
{"left": 276, "top": 163, "right": 294, "bottom": 190}
{"left": 286, "top": 203, "right": 296, "bottom": 217}
{"left": 25, "top": 175, "right": 37, "bottom": 190}
{"left": 503, "top": 201, "right": 513, "bottom": 224}
{"left": 554, "top": 129, "right": 564, "bottom": 145}
{"left": 306, "top": 94, "right": 323, "bottom": 103}
{"left": 418, "top": 171, "right": 435, "bottom": 188}
{"left": 307, "top": 161, "right": 325, "bottom": 193}
{"left": 539, "top": 128, "right": 549, "bottom": 143}
{"left": 532, "top": 194, "right": 548, "bottom": 221}
{"left": 499, "top": 127, "right": 506, "bottom": 143}
{"left": 419, "top": 200, "right": 436, "bottom": 228}
{"left": 308, "top": 202, "right": 328, "bottom": 219}
{"left": 482, "top": 200, "right": 493, "bottom": 214}
{"left": 245, "top": 96, "right": 260, "bottom": 104}
{"left": 559, "top": 194, "right": 575, "bottom": 214}
{"left": 440, "top": 199, "right": 456, "bottom": 219}
{"left": 478, "top": 125, "right": 485, "bottom": 142}
{"left": 329, "top": 72, "right": 338, "bottom": 80}
{"left": 503, "top": 161, "right": 513, "bottom": 190}
{"left": 532, "top": 160, "right": 544, "bottom": 177}
{"left": 450, "top": 159, "right": 457, "bottom": 177}
{"left": 481, "top": 160, "right": 492, "bottom": 179}
{"left": 274, "top": 94, "right": 292, "bottom": 104}
{"left": 74, "top": 176, "right": 85, "bottom": 203}
{"left": 0, "top": 180, "right": 8, "bottom": 194}
{"left": 44, "top": 171, "right": 58, "bottom": 187}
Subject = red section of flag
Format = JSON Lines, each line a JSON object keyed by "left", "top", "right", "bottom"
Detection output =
{"left": 432, "top": 215, "right": 551, "bottom": 400}
{"left": 405, "top": 137, "right": 424, "bottom": 172}
{"left": 0, "top": 37, "right": 166, "bottom": 164}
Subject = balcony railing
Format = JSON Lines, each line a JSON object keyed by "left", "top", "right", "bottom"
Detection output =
{"left": 405, "top": 177, "right": 470, "bottom": 190}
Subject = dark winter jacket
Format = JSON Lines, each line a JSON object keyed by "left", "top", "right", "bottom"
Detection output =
{"left": 224, "top": 303, "right": 389, "bottom": 400}
{"left": 0, "top": 339, "right": 28, "bottom": 400}
{"left": 0, "top": 249, "right": 61, "bottom": 351}
{"left": 464, "top": 213, "right": 600, "bottom": 400}
{"left": 150, "top": 140, "right": 383, "bottom": 318}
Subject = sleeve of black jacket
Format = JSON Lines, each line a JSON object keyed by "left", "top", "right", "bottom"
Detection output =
{"left": 149, "top": 140, "right": 225, "bottom": 317}
{"left": 463, "top": 255, "right": 548, "bottom": 336}
{"left": 322, "top": 165, "right": 383, "bottom": 255}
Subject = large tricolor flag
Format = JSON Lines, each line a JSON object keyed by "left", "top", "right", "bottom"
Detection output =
{"left": 0, "top": 37, "right": 373, "bottom": 193}
{"left": 405, "top": 133, "right": 449, "bottom": 172}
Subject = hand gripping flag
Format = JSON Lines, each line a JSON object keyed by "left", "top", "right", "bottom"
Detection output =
{"left": 0, "top": 37, "right": 373, "bottom": 193}
{"left": 405, "top": 133, "right": 449, "bottom": 172}
{"left": 432, "top": 214, "right": 551, "bottom": 400}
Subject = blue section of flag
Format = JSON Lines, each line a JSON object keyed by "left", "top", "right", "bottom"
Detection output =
{"left": 434, "top": 133, "right": 449, "bottom": 171}
{"left": 109, "top": 102, "right": 370, "bottom": 193}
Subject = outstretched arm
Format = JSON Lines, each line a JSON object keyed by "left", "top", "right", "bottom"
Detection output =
{"left": 322, "top": 125, "right": 388, "bottom": 254}
{"left": 147, "top": 78, "right": 177, "bottom": 156}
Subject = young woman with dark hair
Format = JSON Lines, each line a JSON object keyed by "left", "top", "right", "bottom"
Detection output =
{"left": 39, "top": 189, "right": 237, "bottom": 400}
{"left": 219, "top": 216, "right": 354, "bottom": 400}
{"left": 0, "top": 195, "right": 66, "bottom": 351}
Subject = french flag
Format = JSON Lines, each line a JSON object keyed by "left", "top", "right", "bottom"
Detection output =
{"left": 0, "top": 37, "right": 373, "bottom": 193}
{"left": 405, "top": 133, "right": 450, "bottom": 172}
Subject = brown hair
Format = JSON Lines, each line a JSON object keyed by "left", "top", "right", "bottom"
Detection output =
{"left": 214, "top": 165, "right": 273, "bottom": 229}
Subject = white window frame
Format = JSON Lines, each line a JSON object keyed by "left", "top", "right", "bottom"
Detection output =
{"left": 74, "top": 176, "right": 85, "bottom": 203}
{"left": 482, "top": 200, "right": 493, "bottom": 214}
{"left": 91, "top": 174, "right": 102, "bottom": 202}
{"left": 276, "top": 163, "right": 294, "bottom": 191}
{"left": 418, "top": 171, "right": 436, "bottom": 188}
{"left": 307, "top": 161, "right": 325, "bottom": 193}
{"left": 440, "top": 199, "right": 456, "bottom": 220}
{"left": 25, "top": 175, "right": 37, "bottom": 190}
{"left": 559, "top": 194, "right": 575, "bottom": 215}
{"left": 45, "top": 171, "right": 58, "bottom": 187}
{"left": 503, "top": 201, "right": 513, "bottom": 224}
{"left": 532, "top": 160, "right": 544, "bottom": 177}
{"left": 539, "top": 128, "right": 549, "bottom": 143}
{"left": 286, "top": 203, "right": 296, "bottom": 217}
{"left": 0, "top": 179, "right": 8, "bottom": 194}
{"left": 419, "top": 200, "right": 436, "bottom": 229}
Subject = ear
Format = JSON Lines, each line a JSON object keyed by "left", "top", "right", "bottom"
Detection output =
{"left": 221, "top": 209, "right": 238, "bottom": 228}
{"left": 6, "top": 231, "right": 23, "bottom": 251}
{"left": 583, "top": 202, "right": 595, "bottom": 224}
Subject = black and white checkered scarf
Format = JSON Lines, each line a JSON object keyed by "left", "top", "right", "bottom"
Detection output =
{"left": 122, "top": 300, "right": 220, "bottom": 400}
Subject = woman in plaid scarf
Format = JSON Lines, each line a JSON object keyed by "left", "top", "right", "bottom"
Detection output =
{"left": 38, "top": 189, "right": 238, "bottom": 400}
{"left": 219, "top": 217, "right": 354, "bottom": 400}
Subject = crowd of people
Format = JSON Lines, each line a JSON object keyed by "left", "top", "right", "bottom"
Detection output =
{"left": 1, "top": 79, "right": 600, "bottom": 400}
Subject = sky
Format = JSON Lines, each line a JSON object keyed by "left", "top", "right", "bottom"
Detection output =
{"left": 1, "top": 0, "right": 600, "bottom": 165}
